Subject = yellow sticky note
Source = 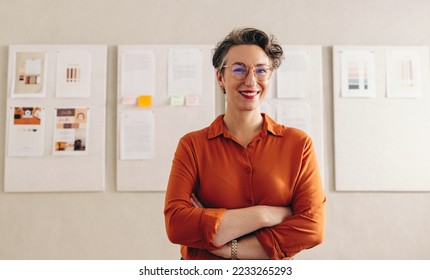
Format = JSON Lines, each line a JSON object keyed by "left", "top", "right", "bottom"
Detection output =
{"left": 138, "top": 95, "right": 152, "bottom": 107}
{"left": 170, "top": 96, "right": 185, "bottom": 106}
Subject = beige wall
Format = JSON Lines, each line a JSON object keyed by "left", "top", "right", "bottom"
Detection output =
{"left": 1, "top": 0, "right": 429, "bottom": 259}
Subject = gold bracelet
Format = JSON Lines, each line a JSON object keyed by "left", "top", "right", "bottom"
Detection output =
{"left": 231, "top": 239, "right": 238, "bottom": 260}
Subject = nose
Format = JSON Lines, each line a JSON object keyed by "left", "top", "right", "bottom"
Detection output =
{"left": 244, "top": 68, "right": 257, "bottom": 86}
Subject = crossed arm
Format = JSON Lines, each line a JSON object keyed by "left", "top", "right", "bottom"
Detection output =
{"left": 165, "top": 134, "right": 325, "bottom": 259}
{"left": 190, "top": 193, "right": 292, "bottom": 259}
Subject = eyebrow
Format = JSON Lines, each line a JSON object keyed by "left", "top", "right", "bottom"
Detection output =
{"left": 232, "top": 62, "right": 271, "bottom": 67}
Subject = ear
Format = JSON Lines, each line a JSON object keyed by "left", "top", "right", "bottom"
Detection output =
{"left": 216, "top": 69, "right": 223, "bottom": 85}
{"left": 216, "top": 70, "right": 225, "bottom": 93}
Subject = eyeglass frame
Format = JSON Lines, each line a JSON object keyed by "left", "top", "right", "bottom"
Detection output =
{"left": 219, "top": 62, "right": 274, "bottom": 81}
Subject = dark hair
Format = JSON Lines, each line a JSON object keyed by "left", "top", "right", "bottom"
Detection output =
{"left": 212, "top": 27, "right": 284, "bottom": 73}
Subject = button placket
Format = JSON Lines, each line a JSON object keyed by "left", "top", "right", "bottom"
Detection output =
{"left": 243, "top": 145, "right": 255, "bottom": 205}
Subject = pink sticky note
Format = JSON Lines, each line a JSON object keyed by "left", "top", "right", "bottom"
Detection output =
{"left": 122, "top": 95, "right": 137, "bottom": 105}
{"left": 185, "top": 96, "right": 199, "bottom": 106}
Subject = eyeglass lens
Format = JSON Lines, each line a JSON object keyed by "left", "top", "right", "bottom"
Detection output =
{"left": 230, "top": 63, "right": 271, "bottom": 80}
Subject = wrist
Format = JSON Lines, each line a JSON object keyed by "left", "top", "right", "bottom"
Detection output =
{"left": 231, "top": 239, "right": 238, "bottom": 260}
{"left": 257, "top": 205, "right": 271, "bottom": 227}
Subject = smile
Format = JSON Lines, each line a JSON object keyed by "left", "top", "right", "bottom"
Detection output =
{"left": 239, "top": 90, "right": 260, "bottom": 99}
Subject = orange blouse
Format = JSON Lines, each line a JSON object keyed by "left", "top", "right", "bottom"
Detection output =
{"left": 164, "top": 114, "right": 326, "bottom": 259}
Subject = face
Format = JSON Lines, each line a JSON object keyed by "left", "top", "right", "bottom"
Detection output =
{"left": 217, "top": 45, "right": 272, "bottom": 113}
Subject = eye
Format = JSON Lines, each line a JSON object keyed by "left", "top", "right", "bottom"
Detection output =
{"left": 255, "top": 66, "right": 269, "bottom": 75}
{"left": 231, "top": 63, "right": 247, "bottom": 75}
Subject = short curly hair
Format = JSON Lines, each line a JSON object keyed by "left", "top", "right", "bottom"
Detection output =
{"left": 212, "top": 27, "right": 284, "bottom": 73}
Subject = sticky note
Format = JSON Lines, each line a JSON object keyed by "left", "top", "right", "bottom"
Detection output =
{"left": 138, "top": 95, "right": 152, "bottom": 107}
{"left": 185, "top": 96, "right": 199, "bottom": 106}
{"left": 122, "top": 95, "right": 137, "bottom": 105}
{"left": 170, "top": 96, "right": 185, "bottom": 106}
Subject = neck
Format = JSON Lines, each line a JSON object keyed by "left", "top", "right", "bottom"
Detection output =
{"left": 223, "top": 110, "right": 263, "bottom": 146}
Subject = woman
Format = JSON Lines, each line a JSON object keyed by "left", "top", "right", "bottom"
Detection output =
{"left": 164, "top": 27, "right": 326, "bottom": 260}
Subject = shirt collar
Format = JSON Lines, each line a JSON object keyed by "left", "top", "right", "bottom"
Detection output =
{"left": 207, "top": 113, "right": 283, "bottom": 140}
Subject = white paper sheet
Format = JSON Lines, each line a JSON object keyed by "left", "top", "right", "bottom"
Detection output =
{"left": 56, "top": 50, "right": 92, "bottom": 98}
{"left": 340, "top": 50, "right": 376, "bottom": 98}
{"left": 277, "top": 50, "right": 311, "bottom": 98}
{"left": 120, "top": 110, "right": 156, "bottom": 160}
{"left": 120, "top": 50, "right": 156, "bottom": 97}
{"left": 53, "top": 108, "right": 90, "bottom": 156}
{"left": 11, "top": 52, "right": 48, "bottom": 98}
{"left": 276, "top": 101, "right": 312, "bottom": 134}
{"left": 168, "top": 48, "right": 202, "bottom": 96}
{"left": 7, "top": 107, "right": 46, "bottom": 156}
{"left": 386, "top": 50, "right": 422, "bottom": 98}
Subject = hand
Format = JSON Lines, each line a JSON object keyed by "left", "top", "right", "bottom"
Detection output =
{"left": 190, "top": 193, "right": 203, "bottom": 208}
{"left": 190, "top": 193, "right": 231, "bottom": 258}
{"left": 191, "top": 192, "right": 293, "bottom": 258}
{"left": 209, "top": 242, "right": 231, "bottom": 259}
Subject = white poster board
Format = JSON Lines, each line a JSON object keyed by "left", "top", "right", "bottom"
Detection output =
{"left": 116, "top": 45, "right": 215, "bottom": 191}
{"left": 333, "top": 45, "right": 430, "bottom": 191}
{"left": 4, "top": 45, "right": 107, "bottom": 192}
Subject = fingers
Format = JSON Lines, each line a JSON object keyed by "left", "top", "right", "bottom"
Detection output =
{"left": 190, "top": 193, "right": 204, "bottom": 208}
{"left": 190, "top": 196, "right": 200, "bottom": 208}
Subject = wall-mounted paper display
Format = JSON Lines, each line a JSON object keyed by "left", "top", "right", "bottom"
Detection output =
{"left": 4, "top": 44, "right": 107, "bottom": 192}
{"left": 276, "top": 50, "right": 311, "bottom": 99}
{"left": 117, "top": 45, "right": 215, "bottom": 191}
{"left": 333, "top": 45, "right": 430, "bottom": 191}
{"left": 11, "top": 51, "right": 48, "bottom": 98}
{"left": 7, "top": 106, "right": 46, "bottom": 157}
{"left": 119, "top": 110, "right": 155, "bottom": 160}
{"left": 55, "top": 50, "right": 92, "bottom": 98}
{"left": 386, "top": 50, "right": 422, "bottom": 98}
{"left": 168, "top": 48, "right": 202, "bottom": 96}
{"left": 340, "top": 50, "right": 376, "bottom": 98}
{"left": 120, "top": 50, "right": 156, "bottom": 97}
{"left": 53, "top": 107, "right": 90, "bottom": 156}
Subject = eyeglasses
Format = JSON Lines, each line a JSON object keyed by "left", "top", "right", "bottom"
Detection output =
{"left": 221, "top": 62, "right": 273, "bottom": 81}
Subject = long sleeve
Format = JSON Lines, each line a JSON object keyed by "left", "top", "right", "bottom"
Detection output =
{"left": 164, "top": 134, "right": 226, "bottom": 251}
{"left": 255, "top": 136, "right": 326, "bottom": 259}
{"left": 164, "top": 114, "right": 326, "bottom": 260}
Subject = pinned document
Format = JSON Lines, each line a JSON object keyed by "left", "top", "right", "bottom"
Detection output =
{"left": 167, "top": 48, "right": 202, "bottom": 96}
{"left": 8, "top": 106, "right": 46, "bottom": 157}
{"left": 120, "top": 110, "right": 156, "bottom": 160}
{"left": 56, "top": 50, "right": 92, "bottom": 98}
{"left": 120, "top": 50, "right": 156, "bottom": 97}
{"left": 340, "top": 50, "right": 376, "bottom": 98}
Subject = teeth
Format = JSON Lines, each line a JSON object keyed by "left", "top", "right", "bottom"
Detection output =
{"left": 241, "top": 91, "right": 258, "bottom": 96}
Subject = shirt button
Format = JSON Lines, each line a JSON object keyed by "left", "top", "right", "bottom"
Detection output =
{"left": 248, "top": 144, "right": 253, "bottom": 148}
{"left": 245, "top": 167, "right": 252, "bottom": 173}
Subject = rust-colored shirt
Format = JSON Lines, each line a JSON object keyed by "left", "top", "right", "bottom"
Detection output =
{"left": 164, "top": 114, "right": 326, "bottom": 259}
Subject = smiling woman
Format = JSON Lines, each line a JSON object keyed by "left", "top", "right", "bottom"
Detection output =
{"left": 164, "top": 27, "right": 326, "bottom": 260}
{"left": 217, "top": 44, "right": 271, "bottom": 116}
